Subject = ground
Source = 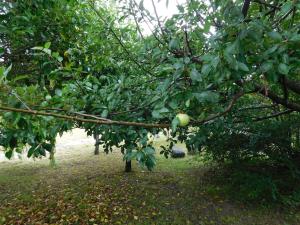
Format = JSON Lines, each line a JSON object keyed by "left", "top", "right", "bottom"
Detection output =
{"left": 0, "top": 129, "right": 299, "bottom": 225}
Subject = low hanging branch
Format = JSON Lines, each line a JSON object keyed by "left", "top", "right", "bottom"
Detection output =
{"left": 0, "top": 105, "right": 170, "bottom": 128}
{"left": 0, "top": 92, "right": 245, "bottom": 129}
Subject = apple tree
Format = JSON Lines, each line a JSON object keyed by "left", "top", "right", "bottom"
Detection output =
{"left": 0, "top": 0, "right": 300, "bottom": 175}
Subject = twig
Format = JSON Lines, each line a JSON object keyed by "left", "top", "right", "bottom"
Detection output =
{"left": 253, "top": 0, "right": 280, "bottom": 9}
{"left": 88, "top": 1, "right": 155, "bottom": 77}
{"left": 273, "top": 6, "right": 295, "bottom": 27}
{"left": 193, "top": 91, "right": 245, "bottom": 124}
{"left": 235, "top": 109, "right": 293, "bottom": 123}
{"left": 237, "top": 104, "right": 276, "bottom": 111}
{"left": 10, "top": 90, "right": 33, "bottom": 112}
{"left": 151, "top": 0, "right": 166, "bottom": 37}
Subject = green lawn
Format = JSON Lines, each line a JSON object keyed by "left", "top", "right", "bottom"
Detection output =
{"left": 0, "top": 132, "right": 299, "bottom": 225}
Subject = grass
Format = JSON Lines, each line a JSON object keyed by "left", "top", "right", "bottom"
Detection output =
{"left": 0, "top": 130, "right": 300, "bottom": 225}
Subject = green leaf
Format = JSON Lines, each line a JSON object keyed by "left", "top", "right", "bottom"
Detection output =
{"left": 152, "top": 107, "right": 169, "bottom": 119}
{"left": 136, "top": 151, "right": 144, "bottom": 161}
{"left": 152, "top": 110, "right": 161, "bottom": 119}
{"left": 268, "top": 31, "right": 282, "bottom": 41}
{"left": 101, "top": 109, "right": 108, "bottom": 118}
{"left": 201, "top": 64, "right": 212, "bottom": 76}
{"left": 169, "top": 38, "right": 179, "bottom": 50}
{"left": 139, "top": 0, "right": 144, "bottom": 10}
{"left": 42, "top": 48, "right": 52, "bottom": 55}
{"left": 203, "top": 20, "right": 211, "bottom": 33}
{"left": 278, "top": 63, "right": 289, "bottom": 75}
{"left": 193, "top": 91, "right": 219, "bottom": 103}
{"left": 42, "top": 143, "right": 53, "bottom": 152}
{"left": 290, "top": 34, "right": 300, "bottom": 42}
{"left": 144, "top": 146, "right": 155, "bottom": 155}
{"left": 38, "top": 147, "right": 46, "bottom": 156}
{"left": 263, "top": 45, "right": 278, "bottom": 57}
{"left": 5, "top": 150, "right": 13, "bottom": 159}
{"left": 260, "top": 62, "right": 273, "bottom": 73}
{"left": 237, "top": 62, "right": 249, "bottom": 72}
{"left": 31, "top": 46, "right": 44, "bottom": 51}
{"left": 280, "top": 2, "right": 293, "bottom": 15}
{"left": 4, "top": 64, "right": 12, "bottom": 77}
{"left": 44, "top": 42, "right": 51, "bottom": 49}
{"left": 0, "top": 66, "right": 4, "bottom": 81}
{"left": 171, "top": 117, "right": 180, "bottom": 133}
{"left": 55, "top": 89, "right": 62, "bottom": 97}
{"left": 12, "top": 75, "right": 29, "bottom": 82}
{"left": 27, "top": 146, "right": 36, "bottom": 157}
{"left": 190, "top": 68, "right": 202, "bottom": 82}
{"left": 0, "top": 47, "right": 4, "bottom": 57}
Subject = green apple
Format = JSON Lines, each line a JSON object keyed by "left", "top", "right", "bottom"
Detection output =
{"left": 176, "top": 113, "right": 190, "bottom": 127}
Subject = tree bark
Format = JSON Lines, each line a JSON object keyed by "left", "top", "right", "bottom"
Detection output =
{"left": 49, "top": 139, "right": 56, "bottom": 167}
{"left": 242, "top": 0, "right": 251, "bottom": 18}
{"left": 125, "top": 160, "right": 132, "bottom": 172}
{"left": 94, "top": 133, "right": 100, "bottom": 155}
{"left": 283, "top": 78, "right": 300, "bottom": 95}
{"left": 254, "top": 84, "right": 300, "bottom": 112}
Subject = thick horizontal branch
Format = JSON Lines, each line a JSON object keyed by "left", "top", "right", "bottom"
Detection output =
{"left": 255, "top": 84, "right": 300, "bottom": 112}
{"left": 235, "top": 79, "right": 300, "bottom": 112}
{"left": 0, "top": 92, "right": 244, "bottom": 129}
{"left": 0, "top": 105, "right": 170, "bottom": 129}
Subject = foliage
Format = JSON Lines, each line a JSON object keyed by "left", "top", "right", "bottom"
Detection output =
{"left": 0, "top": 0, "right": 300, "bottom": 176}
{"left": 205, "top": 159, "right": 300, "bottom": 207}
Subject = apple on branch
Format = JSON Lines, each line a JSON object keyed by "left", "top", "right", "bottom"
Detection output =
{"left": 176, "top": 113, "right": 190, "bottom": 127}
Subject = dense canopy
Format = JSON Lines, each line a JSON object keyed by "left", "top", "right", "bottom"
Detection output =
{"left": 0, "top": 0, "right": 300, "bottom": 175}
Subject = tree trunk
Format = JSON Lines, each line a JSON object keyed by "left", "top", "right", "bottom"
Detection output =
{"left": 94, "top": 133, "right": 100, "bottom": 155}
{"left": 49, "top": 139, "right": 56, "bottom": 167}
{"left": 125, "top": 160, "right": 132, "bottom": 172}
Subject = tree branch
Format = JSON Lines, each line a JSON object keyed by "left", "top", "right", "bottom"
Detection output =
{"left": 88, "top": 1, "right": 155, "bottom": 77}
{"left": 242, "top": 0, "right": 251, "bottom": 18}
{"left": 282, "top": 78, "right": 300, "bottom": 95}
{"left": 252, "top": 109, "right": 293, "bottom": 122}
{"left": 0, "top": 105, "right": 170, "bottom": 128}
{"left": 194, "top": 91, "right": 245, "bottom": 124}
{"left": 150, "top": 0, "right": 165, "bottom": 37}
{"left": 0, "top": 92, "right": 245, "bottom": 129}
{"left": 237, "top": 104, "right": 276, "bottom": 111}
{"left": 252, "top": 0, "right": 280, "bottom": 9}
{"left": 255, "top": 84, "right": 300, "bottom": 112}
{"left": 273, "top": 6, "right": 295, "bottom": 26}
{"left": 235, "top": 109, "right": 294, "bottom": 123}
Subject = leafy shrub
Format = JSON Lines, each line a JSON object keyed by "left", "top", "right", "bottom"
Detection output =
{"left": 186, "top": 116, "right": 300, "bottom": 206}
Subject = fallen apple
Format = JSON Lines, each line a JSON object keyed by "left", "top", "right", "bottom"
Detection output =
{"left": 176, "top": 113, "right": 190, "bottom": 127}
